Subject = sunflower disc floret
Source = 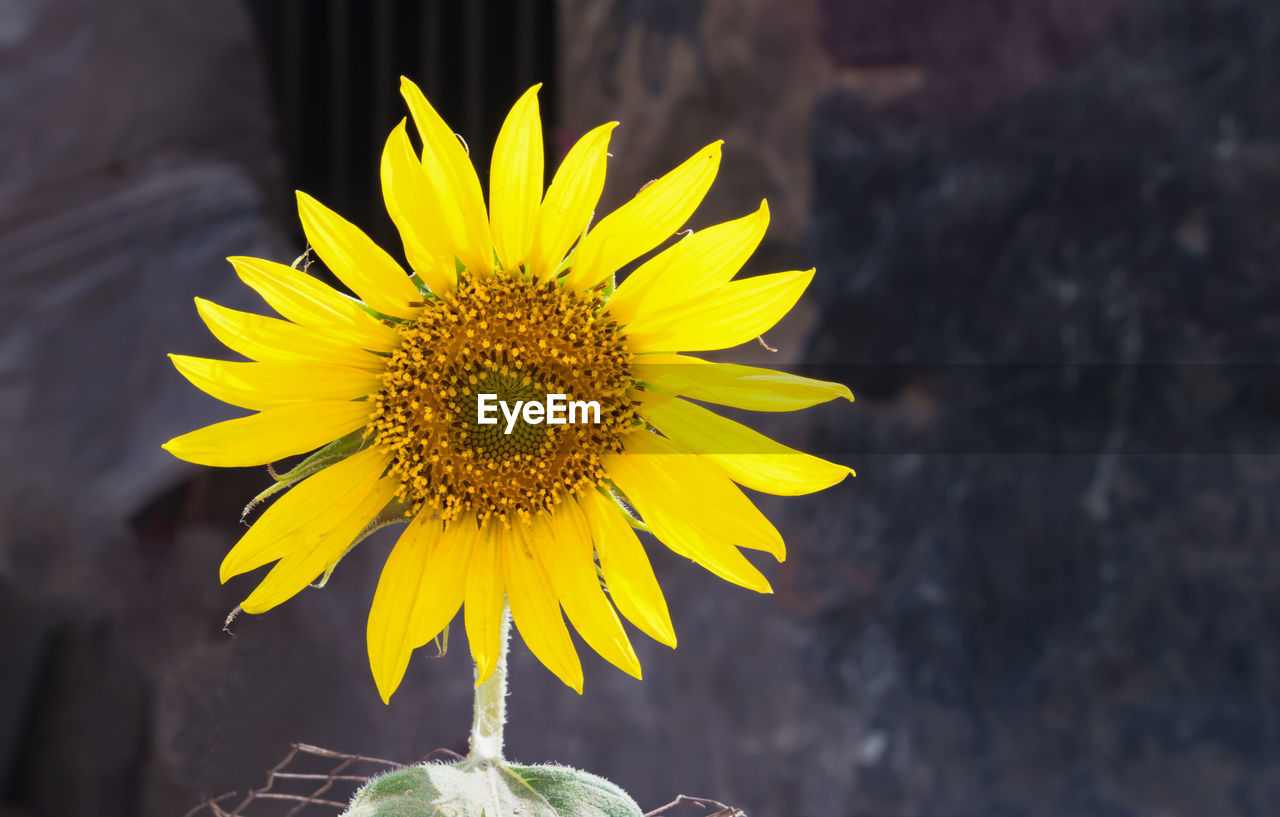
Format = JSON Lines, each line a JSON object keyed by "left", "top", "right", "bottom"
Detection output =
{"left": 369, "top": 272, "right": 638, "bottom": 526}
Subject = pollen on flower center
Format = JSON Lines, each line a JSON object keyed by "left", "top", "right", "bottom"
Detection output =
{"left": 368, "top": 271, "right": 639, "bottom": 526}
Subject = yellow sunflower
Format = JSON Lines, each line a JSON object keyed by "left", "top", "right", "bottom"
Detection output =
{"left": 163, "top": 79, "right": 853, "bottom": 703}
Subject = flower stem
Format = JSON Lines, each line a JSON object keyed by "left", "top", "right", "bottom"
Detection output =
{"left": 468, "top": 606, "right": 510, "bottom": 761}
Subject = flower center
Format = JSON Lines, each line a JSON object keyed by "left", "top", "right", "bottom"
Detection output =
{"left": 369, "top": 272, "right": 638, "bottom": 525}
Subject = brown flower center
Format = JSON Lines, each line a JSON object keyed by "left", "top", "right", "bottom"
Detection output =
{"left": 369, "top": 272, "right": 638, "bottom": 525}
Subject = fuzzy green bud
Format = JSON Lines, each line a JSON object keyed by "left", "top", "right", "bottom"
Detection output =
{"left": 344, "top": 758, "right": 642, "bottom": 817}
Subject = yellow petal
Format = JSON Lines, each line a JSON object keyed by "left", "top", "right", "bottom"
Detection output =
{"left": 400, "top": 76, "right": 492, "bottom": 275}
{"left": 465, "top": 526, "right": 506, "bottom": 683}
{"left": 608, "top": 200, "right": 769, "bottom": 325}
{"left": 606, "top": 435, "right": 775, "bottom": 592}
{"left": 528, "top": 122, "right": 616, "bottom": 281}
{"left": 624, "top": 268, "right": 814, "bottom": 352}
{"left": 564, "top": 142, "right": 722, "bottom": 293}
{"left": 220, "top": 447, "right": 388, "bottom": 583}
{"left": 229, "top": 256, "right": 398, "bottom": 351}
{"left": 577, "top": 489, "right": 676, "bottom": 648}
{"left": 169, "top": 354, "right": 382, "bottom": 411}
{"left": 380, "top": 119, "right": 458, "bottom": 295}
{"left": 295, "top": 191, "right": 422, "bottom": 319}
{"left": 408, "top": 519, "right": 481, "bottom": 652}
{"left": 641, "top": 396, "right": 854, "bottom": 496}
{"left": 241, "top": 470, "right": 398, "bottom": 613}
{"left": 162, "top": 401, "right": 371, "bottom": 467}
{"left": 194, "top": 298, "right": 385, "bottom": 371}
{"left": 367, "top": 514, "right": 478, "bottom": 703}
{"left": 367, "top": 516, "right": 435, "bottom": 706}
{"left": 622, "top": 428, "right": 785, "bottom": 559}
{"left": 504, "top": 525, "right": 584, "bottom": 693}
{"left": 532, "top": 503, "right": 641, "bottom": 678}
{"left": 490, "top": 85, "right": 544, "bottom": 274}
{"left": 633, "top": 354, "right": 854, "bottom": 412}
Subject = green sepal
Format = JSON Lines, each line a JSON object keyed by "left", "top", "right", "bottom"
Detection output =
{"left": 241, "top": 430, "right": 369, "bottom": 520}
{"left": 274, "top": 429, "right": 368, "bottom": 484}
{"left": 354, "top": 299, "right": 408, "bottom": 324}
{"left": 312, "top": 498, "right": 411, "bottom": 589}
{"left": 344, "top": 759, "right": 641, "bottom": 817}
{"left": 428, "top": 623, "right": 449, "bottom": 658}
{"left": 598, "top": 484, "right": 649, "bottom": 533}
{"left": 408, "top": 272, "right": 442, "bottom": 299}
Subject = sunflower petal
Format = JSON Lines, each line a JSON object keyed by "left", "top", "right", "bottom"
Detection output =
{"left": 241, "top": 470, "right": 397, "bottom": 613}
{"left": 642, "top": 396, "right": 854, "bottom": 496}
{"left": 408, "top": 520, "right": 480, "bottom": 651}
{"left": 609, "top": 201, "right": 769, "bottom": 325}
{"left": 621, "top": 428, "right": 784, "bottom": 559}
{"left": 295, "top": 191, "right": 421, "bottom": 319}
{"left": 400, "top": 76, "right": 492, "bottom": 276}
{"left": 195, "top": 298, "right": 385, "bottom": 370}
{"left": 381, "top": 120, "right": 458, "bottom": 295}
{"left": 465, "top": 527, "right": 507, "bottom": 683}
{"left": 528, "top": 122, "right": 616, "bottom": 281}
{"left": 504, "top": 525, "right": 584, "bottom": 692}
{"left": 578, "top": 490, "right": 676, "bottom": 648}
{"left": 230, "top": 256, "right": 398, "bottom": 350}
{"left": 367, "top": 518, "right": 432, "bottom": 706}
{"left": 606, "top": 436, "right": 774, "bottom": 592}
{"left": 565, "top": 142, "right": 722, "bottom": 293}
{"left": 220, "top": 447, "right": 388, "bottom": 583}
{"left": 633, "top": 354, "right": 854, "bottom": 412}
{"left": 624, "top": 269, "right": 814, "bottom": 352}
{"left": 490, "top": 85, "right": 544, "bottom": 274}
{"left": 169, "top": 355, "right": 382, "bottom": 411}
{"left": 162, "top": 401, "right": 371, "bottom": 467}
{"left": 533, "top": 503, "right": 641, "bottom": 678}
{"left": 367, "top": 514, "right": 478, "bottom": 703}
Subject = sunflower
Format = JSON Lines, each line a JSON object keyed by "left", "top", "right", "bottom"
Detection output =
{"left": 163, "top": 79, "right": 853, "bottom": 703}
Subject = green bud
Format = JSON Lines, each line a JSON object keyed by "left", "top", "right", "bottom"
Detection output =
{"left": 509, "top": 763, "right": 643, "bottom": 817}
{"left": 344, "top": 759, "right": 642, "bottom": 817}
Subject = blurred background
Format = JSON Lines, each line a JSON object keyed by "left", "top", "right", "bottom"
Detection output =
{"left": 2, "top": 0, "right": 1279, "bottom": 815}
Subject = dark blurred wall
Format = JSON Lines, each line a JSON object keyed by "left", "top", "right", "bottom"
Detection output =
{"left": 563, "top": 0, "right": 1280, "bottom": 815}
{"left": 2, "top": 1, "right": 1279, "bottom": 816}
{"left": 800, "top": 0, "right": 1280, "bottom": 815}
{"left": 0, "top": 1, "right": 291, "bottom": 814}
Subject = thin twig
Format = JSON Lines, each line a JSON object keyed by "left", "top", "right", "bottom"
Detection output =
{"left": 281, "top": 755, "right": 356, "bottom": 816}
{"left": 644, "top": 794, "right": 746, "bottom": 817}
{"left": 224, "top": 743, "right": 302, "bottom": 815}
{"left": 254, "top": 792, "right": 350, "bottom": 809}
{"left": 294, "top": 743, "right": 408, "bottom": 766}
{"left": 270, "top": 773, "right": 372, "bottom": 782}
{"left": 183, "top": 792, "right": 234, "bottom": 817}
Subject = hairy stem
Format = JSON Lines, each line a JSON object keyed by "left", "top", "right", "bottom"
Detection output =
{"left": 468, "top": 606, "right": 511, "bottom": 761}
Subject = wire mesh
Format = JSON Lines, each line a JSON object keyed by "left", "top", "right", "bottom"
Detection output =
{"left": 182, "top": 743, "right": 463, "bottom": 817}
{"left": 182, "top": 743, "right": 748, "bottom": 817}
